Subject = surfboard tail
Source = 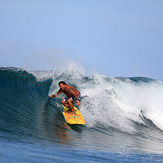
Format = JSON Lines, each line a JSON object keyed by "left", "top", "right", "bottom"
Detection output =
{"left": 62, "top": 106, "right": 85, "bottom": 125}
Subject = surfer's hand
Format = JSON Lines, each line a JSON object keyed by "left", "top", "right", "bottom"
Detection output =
{"left": 49, "top": 95, "right": 55, "bottom": 98}
{"left": 76, "top": 101, "right": 80, "bottom": 106}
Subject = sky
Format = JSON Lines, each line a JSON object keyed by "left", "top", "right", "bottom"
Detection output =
{"left": 0, "top": 0, "right": 163, "bottom": 80}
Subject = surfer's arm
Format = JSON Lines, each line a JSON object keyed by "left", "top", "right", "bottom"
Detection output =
{"left": 49, "top": 89, "right": 62, "bottom": 98}
{"left": 74, "top": 92, "right": 81, "bottom": 106}
{"left": 74, "top": 94, "right": 79, "bottom": 101}
{"left": 75, "top": 96, "right": 80, "bottom": 106}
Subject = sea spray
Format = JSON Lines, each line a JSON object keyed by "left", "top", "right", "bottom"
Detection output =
{"left": 80, "top": 74, "right": 163, "bottom": 132}
{"left": 31, "top": 65, "right": 163, "bottom": 132}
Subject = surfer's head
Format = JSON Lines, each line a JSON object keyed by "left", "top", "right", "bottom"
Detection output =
{"left": 58, "top": 81, "right": 67, "bottom": 89}
{"left": 58, "top": 81, "right": 67, "bottom": 86}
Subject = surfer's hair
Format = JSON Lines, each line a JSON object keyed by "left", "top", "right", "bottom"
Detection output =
{"left": 58, "top": 81, "right": 67, "bottom": 86}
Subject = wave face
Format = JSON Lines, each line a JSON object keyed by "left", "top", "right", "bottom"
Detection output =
{"left": 0, "top": 67, "right": 163, "bottom": 162}
{"left": 0, "top": 67, "right": 52, "bottom": 140}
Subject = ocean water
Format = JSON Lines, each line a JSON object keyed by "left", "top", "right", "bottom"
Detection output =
{"left": 0, "top": 67, "right": 163, "bottom": 162}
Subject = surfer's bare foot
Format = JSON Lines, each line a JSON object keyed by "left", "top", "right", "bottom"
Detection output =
{"left": 66, "top": 110, "right": 71, "bottom": 113}
{"left": 66, "top": 109, "right": 76, "bottom": 115}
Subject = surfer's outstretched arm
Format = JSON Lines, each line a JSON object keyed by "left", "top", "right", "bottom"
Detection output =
{"left": 49, "top": 89, "right": 62, "bottom": 98}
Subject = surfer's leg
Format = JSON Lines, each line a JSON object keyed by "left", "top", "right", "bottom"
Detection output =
{"left": 67, "top": 98, "right": 76, "bottom": 115}
{"left": 61, "top": 100, "right": 70, "bottom": 109}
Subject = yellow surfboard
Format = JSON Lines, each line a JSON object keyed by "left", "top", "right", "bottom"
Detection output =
{"left": 62, "top": 106, "right": 85, "bottom": 125}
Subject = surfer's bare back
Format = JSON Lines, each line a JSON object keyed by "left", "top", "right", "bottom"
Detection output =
{"left": 49, "top": 81, "right": 81, "bottom": 115}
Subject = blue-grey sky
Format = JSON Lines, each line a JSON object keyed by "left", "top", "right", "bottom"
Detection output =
{"left": 0, "top": 0, "right": 163, "bottom": 80}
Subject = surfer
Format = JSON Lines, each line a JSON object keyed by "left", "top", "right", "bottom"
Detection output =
{"left": 49, "top": 81, "right": 81, "bottom": 115}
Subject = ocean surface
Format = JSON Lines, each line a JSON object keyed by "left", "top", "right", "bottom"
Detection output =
{"left": 0, "top": 67, "right": 163, "bottom": 162}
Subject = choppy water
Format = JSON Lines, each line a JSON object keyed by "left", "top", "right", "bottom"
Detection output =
{"left": 0, "top": 67, "right": 163, "bottom": 162}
